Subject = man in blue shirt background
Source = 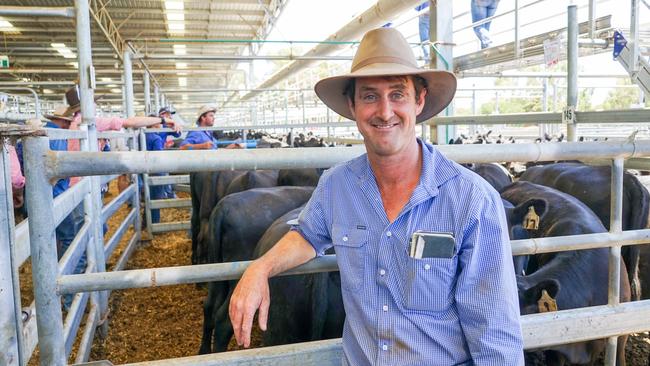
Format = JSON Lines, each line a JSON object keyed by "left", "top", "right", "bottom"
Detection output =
{"left": 179, "top": 105, "right": 218, "bottom": 150}
{"left": 229, "top": 28, "right": 523, "bottom": 365}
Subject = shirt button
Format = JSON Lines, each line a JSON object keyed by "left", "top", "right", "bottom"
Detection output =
{"left": 382, "top": 305, "right": 388, "bottom": 312}
{"left": 382, "top": 344, "right": 388, "bottom": 351}
{"left": 342, "top": 236, "right": 348, "bottom": 242}
{"left": 386, "top": 231, "right": 392, "bottom": 237}
{"left": 379, "top": 269, "right": 386, "bottom": 276}
{"left": 424, "top": 264, "right": 431, "bottom": 270}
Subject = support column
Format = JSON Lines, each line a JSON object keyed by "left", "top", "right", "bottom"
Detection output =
{"left": 24, "top": 137, "right": 65, "bottom": 366}
{"left": 154, "top": 85, "right": 160, "bottom": 114}
{"left": 143, "top": 72, "right": 151, "bottom": 116}
{"left": 139, "top": 129, "right": 153, "bottom": 238}
{"left": 0, "top": 142, "right": 23, "bottom": 366}
{"left": 76, "top": 0, "right": 108, "bottom": 336}
{"left": 123, "top": 50, "right": 135, "bottom": 118}
{"left": 429, "top": 0, "right": 454, "bottom": 144}
{"left": 567, "top": 5, "right": 578, "bottom": 142}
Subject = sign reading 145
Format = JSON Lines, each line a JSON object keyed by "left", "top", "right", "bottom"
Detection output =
{"left": 562, "top": 106, "right": 576, "bottom": 125}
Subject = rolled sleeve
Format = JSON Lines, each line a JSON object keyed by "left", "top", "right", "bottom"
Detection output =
{"left": 180, "top": 132, "right": 200, "bottom": 147}
{"left": 7, "top": 145, "right": 24, "bottom": 189}
{"left": 291, "top": 174, "right": 332, "bottom": 257}
{"left": 96, "top": 116, "right": 125, "bottom": 132}
{"left": 455, "top": 188, "right": 524, "bottom": 365}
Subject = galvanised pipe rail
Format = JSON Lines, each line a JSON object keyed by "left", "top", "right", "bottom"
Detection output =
{"left": 429, "top": 109, "right": 650, "bottom": 126}
{"left": 0, "top": 6, "right": 74, "bottom": 17}
{"left": 42, "top": 141, "right": 650, "bottom": 179}
{"left": 0, "top": 88, "right": 41, "bottom": 119}
{"left": 56, "top": 232, "right": 650, "bottom": 294}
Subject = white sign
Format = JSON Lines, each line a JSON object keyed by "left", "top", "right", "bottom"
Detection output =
{"left": 543, "top": 38, "right": 561, "bottom": 67}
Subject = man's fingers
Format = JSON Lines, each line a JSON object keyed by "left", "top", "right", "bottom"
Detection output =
{"left": 240, "top": 306, "right": 255, "bottom": 348}
{"left": 258, "top": 296, "right": 269, "bottom": 332}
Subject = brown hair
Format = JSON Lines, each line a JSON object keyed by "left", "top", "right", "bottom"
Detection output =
{"left": 343, "top": 75, "right": 428, "bottom": 107}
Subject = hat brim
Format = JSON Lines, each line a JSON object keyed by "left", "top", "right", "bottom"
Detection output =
{"left": 64, "top": 94, "right": 106, "bottom": 116}
{"left": 43, "top": 114, "right": 73, "bottom": 122}
{"left": 314, "top": 63, "right": 456, "bottom": 123}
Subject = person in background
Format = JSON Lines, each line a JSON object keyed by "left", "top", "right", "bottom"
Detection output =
{"left": 471, "top": 0, "right": 500, "bottom": 49}
{"left": 7, "top": 144, "right": 25, "bottom": 209}
{"left": 158, "top": 106, "right": 181, "bottom": 199}
{"left": 415, "top": 2, "right": 430, "bottom": 61}
{"left": 179, "top": 105, "right": 218, "bottom": 150}
{"left": 144, "top": 118, "right": 168, "bottom": 224}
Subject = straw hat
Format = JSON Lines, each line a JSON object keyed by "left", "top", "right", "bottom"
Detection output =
{"left": 43, "top": 105, "right": 73, "bottom": 122}
{"left": 314, "top": 28, "right": 457, "bottom": 123}
{"left": 196, "top": 104, "right": 216, "bottom": 121}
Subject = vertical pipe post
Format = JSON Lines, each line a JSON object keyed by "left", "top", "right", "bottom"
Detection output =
{"left": 75, "top": 0, "right": 108, "bottom": 330}
{"left": 161, "top": 94, "right": 166, "bottom": 109}
{"left": 630, "top": 0, "right": 640, "bottom": 72}
{"left": 123, "top": 50, "right": 135, "bottom": 118}
{"left": 604, "top": 157, "right": 624, "bottom": 366}
{"left": 588, "top": 0, "right": 596, "bottom": 38}
{"left": 139, "top": 129, "right": 153, "bottom": 238}
{"left": 540, "top": 78, "right": 549, "bottom": 138}
{"left": 143, "top": 72, "right": 151, "bottom": 116}
{"left": 128, "top": 132, "right": 141, "bottom": 243}
{"left": 470, "top": 86, "right": 477, "bottom": 136}
{"left": 24, "top": 137, "right": 66, "bottom": 366}
{"left": 567, "top": 5, "right": 578, "bottom": 142}
{"left": 121, "top": 83, "right": 127, "bottom": 116}
{"left": 514, "top": 0, "right": 520, "bottom": 58}
{"left": 429, "top": 0, "right": 454, "bottom": 144}
{"left": 0, "top": 141, "right": 23, "bottom": 366}
{"left": 153, "top": 85, "right": 160, "bottom": 114}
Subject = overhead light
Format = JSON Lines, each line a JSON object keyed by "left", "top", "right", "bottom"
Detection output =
{"left": 101, "top": 77, "right": 112, "bottom": 82}
{"left": 166, "top": 13, "right": 184, "bottom": 21}
{"left": 182, "top": 94, "right": 188, "bottom": 101}
{"left": 168, "top": 22, "right": 185, "bottom": 31}
{"left": 175, "top": 62, "right": 187, "bottom": 69}
{"left": 173, "top": 44, "right": 186, "bottom": 55}
{"left": 0, "top": 18, "right": 18, "bottom": 33}
{"left": 178, "top": 77, "right": 187, "bottom": 87}
{"left": 51, "top": 42, "right": 76, "bottom": 59}
{"left": 110, "top": 88, "right": 121, "bottom": 93}
{"left": 106, "top": 84, "right": 118, "bottom": 88}
{"left": 164, "top": 1, "right": 184, "bottom": 10}
{"left": 68, "top": 62, "right": 79, "bottom": 68}
{"left": 43, "top": 89, "right": 54, "bottom": 94}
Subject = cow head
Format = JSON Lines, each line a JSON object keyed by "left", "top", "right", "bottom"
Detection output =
{"left": 517, "top": 278, "right": 560, "bottom": 316}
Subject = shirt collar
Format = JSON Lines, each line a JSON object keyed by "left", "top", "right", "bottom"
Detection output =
{"left": 346, "top": 138, "right": 460, "bottom": 198}
{"left": 45, "top": 121, "right": 60, "bottom": 129}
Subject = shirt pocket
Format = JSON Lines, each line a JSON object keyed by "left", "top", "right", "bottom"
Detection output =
{"left": 332, "top": 224, "right": 369, "bottom": 292}
{"left": 403, "top": 256, "right": 458, "bottom": 312}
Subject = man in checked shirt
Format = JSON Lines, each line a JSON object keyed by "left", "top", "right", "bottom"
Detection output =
{"left": 230, "top": 28, "right": 524, "bottom": 365}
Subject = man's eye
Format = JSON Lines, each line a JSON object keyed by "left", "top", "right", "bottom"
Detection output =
{"left": 362, "top": 94, "right": 377, "bottom": 102}
{"left": 391, "top": 93, "right": 405, "bottom": 100}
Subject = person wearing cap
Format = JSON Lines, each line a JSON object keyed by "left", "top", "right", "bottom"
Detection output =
{"left": 179, "top": 105, "right": 218, "bottom": 150}
{"left": 157, "top": 107, "right": 182, "bottom": 199}
{"left": 229, "top": 28, "right": 523, "bottom": 365}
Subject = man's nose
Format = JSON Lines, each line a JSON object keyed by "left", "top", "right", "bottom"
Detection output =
{"left": 377, "top": 97, "right": 395, "bottom": 121}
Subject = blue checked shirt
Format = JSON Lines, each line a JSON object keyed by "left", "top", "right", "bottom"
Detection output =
{"left": 295, "top": 139, "right": 523, "bottom": 366}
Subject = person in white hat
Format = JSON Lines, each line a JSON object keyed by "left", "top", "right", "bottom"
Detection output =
{"left": 179, "top": 105, "right": 218, "bottom": 150}
{"left": 230, "top": 28, "right": 523, "bottom": 365}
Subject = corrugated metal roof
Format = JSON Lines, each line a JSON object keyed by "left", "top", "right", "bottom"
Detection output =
{"left": 0, "top": 0, "right": 286, "bottom": 111}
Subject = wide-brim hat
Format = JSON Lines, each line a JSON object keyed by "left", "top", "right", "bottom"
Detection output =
{"left": 43, "top": 105, "right": 73, "bottom": 123}
{"left": 196, "top": 104, "right": 216, "bottom": 120}
{"left": 64, "top": 86, "right": 104, "bottom": 116}
{"left": 314, "top": 28, "right": 457, "bottom": 123}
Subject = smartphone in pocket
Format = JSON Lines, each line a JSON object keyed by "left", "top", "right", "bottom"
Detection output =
{"left": 409, "top": 231, "right": 456, "bottom": 259}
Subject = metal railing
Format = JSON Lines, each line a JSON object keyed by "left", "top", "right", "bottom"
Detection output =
{"left": 0, "top": 124, "right": 141, "bottom": 366}
{"left": 18, "top": 136, "right": 650, "bottom": 366}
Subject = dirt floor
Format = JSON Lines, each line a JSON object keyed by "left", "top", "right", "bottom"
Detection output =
{"left": 16, "top": 181, "right": 650, "bottom": 365}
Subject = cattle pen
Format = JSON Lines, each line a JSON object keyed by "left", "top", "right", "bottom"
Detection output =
{"left": 1, "top": 0, "right": 650, "bottom": 365}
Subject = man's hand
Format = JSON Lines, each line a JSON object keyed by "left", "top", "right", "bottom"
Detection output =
{"left": 166, "top": 120, "right": 182, "bottom": 133}
{"left": 201, "top": 141, "right": 214, "bottom": 149}
{"left": 229, "top": 262, "right": 271, "bottom": 348}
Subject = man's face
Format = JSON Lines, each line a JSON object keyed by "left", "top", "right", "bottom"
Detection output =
{"left": 200, "top": 111, "right": 215, "bottom": 127}
{"left": 348, "top": 76, "right": 426, "bottom": 158}
{"left": 160, "top": 111, "right": 172, "bottom": 120}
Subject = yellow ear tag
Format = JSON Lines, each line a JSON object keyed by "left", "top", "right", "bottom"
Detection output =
{"left": 523, "top": 206, "right": 540, "bottom": 230}
{"left": 537, "top": 289, "right": 558, "bottom": 313}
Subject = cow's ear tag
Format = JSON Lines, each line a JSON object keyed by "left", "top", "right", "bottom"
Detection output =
{"left": 537, "top": 289, "right": 558, "bottom": 313}
{"left": 523, "top": 206, "right": 540, "bottom": 230}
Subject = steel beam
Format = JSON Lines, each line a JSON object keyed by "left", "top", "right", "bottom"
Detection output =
{"left": 0, "top": 6, "right": 74, "bottom": 17}
{"left": 567, "top": 5, "right": 578, "bottom": 142}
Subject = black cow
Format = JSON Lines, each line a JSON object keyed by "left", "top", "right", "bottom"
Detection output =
{"left": 520, "top": 162, "right": 649, "bottom": 300}
{"left": 277, "top": 168, "right": 324, "bottom": 187}
{"left": 463, "top": 163, "right": 513, "bottom": 191}
{"left": 199, "top": 186, "right": 315, "bottom": 354}
{"left": 253, "top": 207, "right": 344, "bottom": 346}
{"left": 501, "top": 182, "right": 630, "bottom": 365}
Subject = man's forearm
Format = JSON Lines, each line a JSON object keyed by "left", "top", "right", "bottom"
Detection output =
{"left": 254, "top": 230, "right": 317, "bottom": 278}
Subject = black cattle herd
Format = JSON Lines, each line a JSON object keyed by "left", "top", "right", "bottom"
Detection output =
{"left": 183, "top": 136, "right": 650, "bottom": 365}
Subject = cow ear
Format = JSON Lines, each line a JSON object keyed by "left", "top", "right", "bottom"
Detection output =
{"left": 524, "top": 279, "right": 560, "bottom": 303}
{"left": 513, "top": 199, "right": 547, "bottom": 226}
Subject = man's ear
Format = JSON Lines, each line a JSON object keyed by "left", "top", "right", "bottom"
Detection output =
{"left": 415, "top": 87, "right": 427, "bottom": 115}
{"left": 347, "top": 97, "right": 356, "bottom": 120}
